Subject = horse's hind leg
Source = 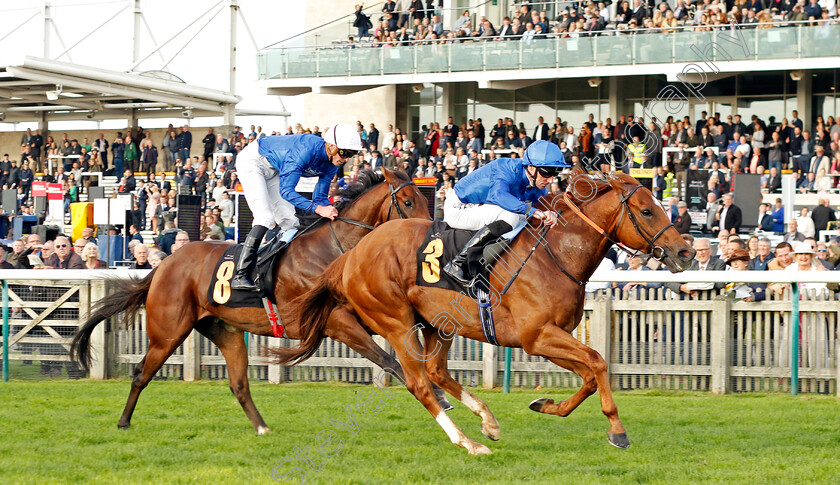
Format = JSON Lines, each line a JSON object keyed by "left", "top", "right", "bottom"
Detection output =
{"left": 421, "top": 328, "right": 500, "bottom": 441}
{"left": 196, "top": 320, "right": 270, "bottom": 434}
{"left": 326, "top": 308, "right": 453, "bottom": 411}
{"left": 117, "top": 332, "right": 189, "bottom": 429}
{"left": 388, "top": 326, "right": 491, "bottom": 455}
{"left": 354, "top": 302, "right": 491, "bottom": 455}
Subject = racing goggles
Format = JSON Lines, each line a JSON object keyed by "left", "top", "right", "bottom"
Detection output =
{"left": 535, "top": 166, "right": 562, "bottom": 178}
{"left": 336, "top": 147, "right": 359, "bottom": 159}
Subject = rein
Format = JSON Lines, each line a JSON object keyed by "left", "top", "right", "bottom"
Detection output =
{"left": 500, "top": 224, "right": 585, "bottom": 294}
{"left": 521, "top": 183, "right": 674, "bottom": 286}
{"left": 562, "top": 184, "right": 672, "bottom": 261}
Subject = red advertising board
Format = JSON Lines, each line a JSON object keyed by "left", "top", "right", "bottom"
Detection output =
{"left": 47, "top": 183, "right": 63, "bottom": 201}
{"left": 32, "top": 181, "right": 47, "bottom": 197}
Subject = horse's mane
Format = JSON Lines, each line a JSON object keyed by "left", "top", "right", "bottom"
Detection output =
{"left": 536, "top": 164, "right": 615, "bottom": 212}
{"left": 296, "top": 169, "right": 410, "bottom": 228}
{"left": 536, "top": 164, "right": 644, "bottom": 215}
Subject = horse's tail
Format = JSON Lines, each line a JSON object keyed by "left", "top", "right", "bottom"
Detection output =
{"left": 71, "top": 269, "right": 156, "bottom": 371}
{"left": 273, "top": 256, "right": 348, "bottom": 366}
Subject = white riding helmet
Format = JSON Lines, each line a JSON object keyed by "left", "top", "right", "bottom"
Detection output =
{"left": 324, "top": 123, "right": 364, "bottom": 152}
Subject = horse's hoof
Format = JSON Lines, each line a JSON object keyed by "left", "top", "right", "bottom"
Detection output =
{"left": 607, "top": 432, "right": 630, "bottom": 449}
{"left": 257, "top": 426, "right": 272, "bottom": 435}
{"left": 481, "top": 422, "right": 501, "bottom": 441}
{"left": 529, "top": 397, "right": 553, "bottom": 413}
{"left": 440, "top": 398, "right": 454, "bottom": 412}
{"left": 117, "top": 423, "right": 130, "bottom": 431}
{"left": 467, "top": 442, "right": 493, "bottom": 455}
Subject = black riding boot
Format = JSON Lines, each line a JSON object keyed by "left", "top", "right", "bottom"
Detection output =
{"left": 231, "top": 225, "right": 268, "bottom": 292}
{"left": 443, "top": 225, "right": 499, "bottom": 286}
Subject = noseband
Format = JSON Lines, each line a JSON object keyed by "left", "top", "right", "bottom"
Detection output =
{"left": 563, "top": 184, "right": 673, "bottom": 260}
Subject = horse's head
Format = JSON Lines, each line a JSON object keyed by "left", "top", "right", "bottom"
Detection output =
{"left": 370, "top": 167, "right": 430, "bottom": 223}
{"left": 311, "top": 168, "right": 429, "bottom": 230}
{"left": 337, "top": 167, "right": 429, "bottom": 224}
{"left": 603, "top": 172, "right": 695, "bottom": 272}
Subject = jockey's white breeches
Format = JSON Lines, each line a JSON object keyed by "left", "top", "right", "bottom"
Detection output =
{"left": 235, "top": 141, "right": 298, "bottom": 230}
{"left": 443, "top": 192, "right": 526, "bottom": 231}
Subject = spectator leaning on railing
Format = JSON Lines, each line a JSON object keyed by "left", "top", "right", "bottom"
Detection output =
{"left": 613, "top": 253, "right": 663, "bottom": 298}
{"left": 666, "top": 237, "right": 726, "bottom": 298}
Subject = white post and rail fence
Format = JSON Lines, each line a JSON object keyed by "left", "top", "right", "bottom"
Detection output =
{"left": 1, "top": 269, "right": 839, "bottom": 396}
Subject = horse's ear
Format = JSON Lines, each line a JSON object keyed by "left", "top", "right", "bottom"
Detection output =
{"left": 607, "top": 175, "right": 627, "bottom": 196}
{"left": 381, "top": 166, "right": 397, "bottom": 185}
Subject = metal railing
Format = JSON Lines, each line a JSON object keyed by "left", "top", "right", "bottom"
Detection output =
{"left": 257, "top": 21, "right": 840, "bottom": 80}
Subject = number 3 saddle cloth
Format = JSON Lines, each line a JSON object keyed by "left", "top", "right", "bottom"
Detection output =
{"left": 416, "top": 220, "right": 490, "bottom": 293}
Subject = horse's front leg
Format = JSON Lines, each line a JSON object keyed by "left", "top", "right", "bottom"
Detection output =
{"left": 523, "top": 324, "right": 629, "bottom": 449}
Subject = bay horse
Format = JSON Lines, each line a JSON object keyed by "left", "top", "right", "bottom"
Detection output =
{"left": 279, "top": 167, "right": 695, "bottom": 454}
{"left": 71, "top": 167, "right": 436, "bottom": 434}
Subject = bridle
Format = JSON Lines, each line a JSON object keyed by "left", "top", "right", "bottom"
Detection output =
{"left": 329, "top": 178, "right": 416, "bottom": 253}
{"left": 386, "top": 180, "right": 416, "bottom": 221}
{"left": 562, "top": 183, "right": 673, "bottom": 261}
{"left": 503, "top": 181, "right": 675, "bottom": 290}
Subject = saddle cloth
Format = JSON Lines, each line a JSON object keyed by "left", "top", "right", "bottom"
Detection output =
{"left": 416, "top": 221, "right": 478, "bottom": 292}
{"left": 206, "top": 237, "right": 287, "bottom": 308}
{"left": 415, "top": 220, "right": 507, "bottom": 345}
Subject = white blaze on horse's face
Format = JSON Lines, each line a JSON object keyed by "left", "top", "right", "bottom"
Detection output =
{"left": 652, "top": 197, "right": 668, "bottom": 217}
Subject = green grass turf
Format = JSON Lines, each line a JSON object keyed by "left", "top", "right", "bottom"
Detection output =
{"left": 0, "top": 380, "right": 838, "bottom": 484}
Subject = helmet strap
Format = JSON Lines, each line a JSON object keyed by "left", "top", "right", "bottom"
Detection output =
{"left": 525, "top": 166, "right": 538, "bottom": 188}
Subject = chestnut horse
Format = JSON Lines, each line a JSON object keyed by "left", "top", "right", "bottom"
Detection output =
{"left": 71, "top": 168, "right": 435, "bottom": 434}
{"left": 280, "top": 168, "right": 695, "bottom": 454}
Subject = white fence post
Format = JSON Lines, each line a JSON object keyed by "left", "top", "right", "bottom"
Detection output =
{"left": 268, "top": 339, "right": 285, "bottom": 384}
{"left": 183, "top": 330, "right": 201, "bottom": 381}
{"left": 710, "top": 296, "right": 732, "bottom": 394}
{"left": 88, "top": 280, "right": 107, "bottom": 379}
{"left": 589, "top": 294, "right": 612, "bottom": 369}
{"left": 836, "top": 338, "right": 839, "bottom": 398}
{"left": 482, "top": 343, "right": 497, "bottom": 389}
{"left": 372, "top": 335, "right": 392, "bottom": 387}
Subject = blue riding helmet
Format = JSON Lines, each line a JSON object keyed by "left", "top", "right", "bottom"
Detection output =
{"left": 522, "top": 140, "right": 570, "bottom": 177}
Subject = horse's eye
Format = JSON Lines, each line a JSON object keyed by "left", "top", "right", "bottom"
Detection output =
{"left": 641, "top": 209, "right": 652, "bottom": 217}
{"left": 404, "top": 200, "right": 413, "bottom": 207}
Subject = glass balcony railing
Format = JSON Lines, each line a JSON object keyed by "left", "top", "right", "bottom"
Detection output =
{"left": 257, "top": 23, "right": 840, "bottom": 80}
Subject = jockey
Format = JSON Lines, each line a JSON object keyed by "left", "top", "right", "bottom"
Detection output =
{"left": 231, "top": 124, "right": 363, "bottom": 291}
{"left": 442, "top": 140, "right": 569, "bottom": 285}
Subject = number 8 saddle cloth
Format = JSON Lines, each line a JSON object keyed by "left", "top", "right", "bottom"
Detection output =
{"left": 206, "top": 239, "right": 286, "bottom": 308}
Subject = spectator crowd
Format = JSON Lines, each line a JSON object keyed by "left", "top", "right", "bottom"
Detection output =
{"left": 348, "top": 0, "right": 839, "bottom": 46}
{"left": 1, "top": 123, "right": 273, "bottom": 269}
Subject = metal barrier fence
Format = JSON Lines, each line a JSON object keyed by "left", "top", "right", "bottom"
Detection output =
{"left": 258, "top": 22, "right": 840, "bottom": 80}
{"left": 1, "top": 271, "right": 838, "bottom": 395}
